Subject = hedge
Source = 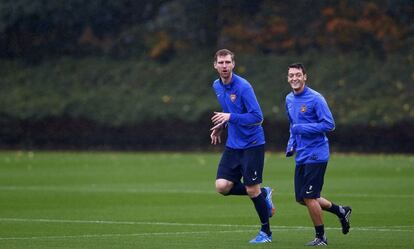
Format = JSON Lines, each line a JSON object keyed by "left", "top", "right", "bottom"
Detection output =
{"left": 1, "top": 51, "right": 413, "bottom": 151}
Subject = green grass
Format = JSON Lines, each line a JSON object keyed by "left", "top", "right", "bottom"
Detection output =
{"left": 0, "top": 151, "right": 413, "bottom": 249}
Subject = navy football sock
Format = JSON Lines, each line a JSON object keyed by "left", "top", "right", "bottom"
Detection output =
{"left": 251, "top": 192, "right": 271, "bottom": 236}
{"left": 227, "top": 182, "right": 247, "bottom": 195}
{"left": 326, "top": 203, "right": 343, "bottom": 218}
{"left": 315, "top": 224, "right": 325, "bottom": 239}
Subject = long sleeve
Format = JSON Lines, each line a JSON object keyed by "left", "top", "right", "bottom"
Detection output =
{"left": 285, "top": 103, "right": 296, "bottom": 156}
{"left": 229, "top": 86, "right": 263, "bottom": 126}
{"left": 211, "top": 74, "right": 265, "bottom": 149}
{"left": 291, "top": 95, "right": 335, "bottom": 135}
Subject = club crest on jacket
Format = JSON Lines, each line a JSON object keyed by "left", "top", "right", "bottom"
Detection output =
{"left": 230, "top": 94, "right": 237, "bottom": 102}
{"left": 301, "top": 105, "right": 307, "bottom": 113}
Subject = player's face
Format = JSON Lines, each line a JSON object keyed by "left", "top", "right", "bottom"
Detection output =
{"left": 214, "top": 55, "right": 234, "bottom": 82}
{"left": 288, "top": 68, "right": 306, "bottom": 93}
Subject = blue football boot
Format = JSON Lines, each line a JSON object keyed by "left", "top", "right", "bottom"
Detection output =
{"left": 249, "top": 231, "right": 272, "bottom": 244}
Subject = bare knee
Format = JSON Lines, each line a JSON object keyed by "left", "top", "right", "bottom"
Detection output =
{"left": 215, "top": 179, "right": 233, "bottom": 195}
{"left": 304, "top": 198, "right": 319, "bottom": 207}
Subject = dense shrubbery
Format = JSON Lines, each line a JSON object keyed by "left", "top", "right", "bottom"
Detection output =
{"left": 1, "top": 51, "right": 413, "bottom": 151}
{"left": 1, "top": 51, "right": 413, "bottom": 125}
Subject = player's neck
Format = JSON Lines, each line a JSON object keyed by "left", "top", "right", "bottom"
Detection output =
{"left": 221, "top": 72, "right": 233, "bottom": 85}
{"left": 293, "top": 85, "right": 306, "bottom": 94}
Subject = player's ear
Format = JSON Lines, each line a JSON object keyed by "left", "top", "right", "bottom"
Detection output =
{"left": 304, "top": 74, "right": 307, "bottom": 81}
{"left": 213, "top": 61, "right": 217, "bottom": 69}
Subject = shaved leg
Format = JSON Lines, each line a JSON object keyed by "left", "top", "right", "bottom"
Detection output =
{"left": 304, "top": 198, "right": 323, "bottom": 226}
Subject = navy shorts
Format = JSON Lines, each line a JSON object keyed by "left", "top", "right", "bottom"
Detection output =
{"left": 294, "top": 162, "right": 327, "bottom": 202}
{"left": 216, "top": 144, "right": 265, "bottom": 186}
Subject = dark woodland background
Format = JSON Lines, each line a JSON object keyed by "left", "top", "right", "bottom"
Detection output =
{"left": 1, "top": 0, "right": 413, "bottom": 152}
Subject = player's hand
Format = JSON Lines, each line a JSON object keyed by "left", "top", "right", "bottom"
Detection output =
{"left": 210, "top": 121, "right": 225, "bottom": 131}
{"left": 211, "top": 112, "right": 230, "bottom": 125}
{"left": 210, "top": 128, "right": 222, "bottom": 145}
{"left": 286, "top": 147, "right": 295, "bottom": 157}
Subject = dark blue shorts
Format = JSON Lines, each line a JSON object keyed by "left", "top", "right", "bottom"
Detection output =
{"left": 216, "top": 145, "right": 265, "bottom": 186}
{"left": 294, "top": 162, "right": 327, "bottom": 202}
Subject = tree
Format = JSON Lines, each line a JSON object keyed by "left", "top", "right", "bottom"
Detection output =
{"left": 0, "top": 0, "right": 167, "bottom": 59}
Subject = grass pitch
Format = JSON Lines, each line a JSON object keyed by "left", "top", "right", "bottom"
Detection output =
{"left": 0, "top": 151, "right": 413, "bottom": 249}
